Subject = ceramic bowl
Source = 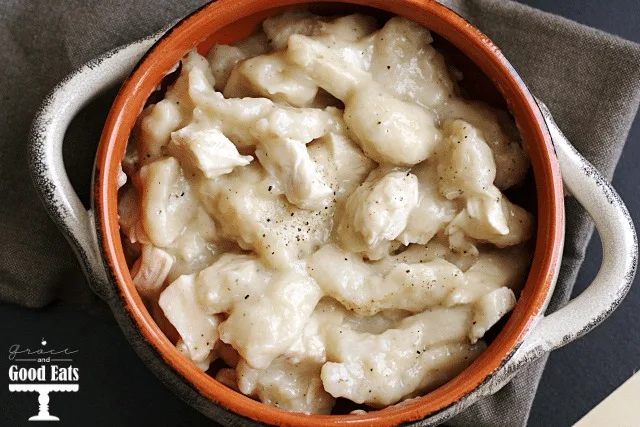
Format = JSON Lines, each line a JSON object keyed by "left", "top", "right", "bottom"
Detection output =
{"left": 28, "top": 0, "right": 637, "bottom": 425}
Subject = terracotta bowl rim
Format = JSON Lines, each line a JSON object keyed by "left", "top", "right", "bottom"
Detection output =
{"left": 95, "top": 0, "right": 565, "bottom": 425}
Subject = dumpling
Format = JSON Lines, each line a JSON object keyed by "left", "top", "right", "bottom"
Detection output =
{"left": 469, "top": 287, "right": 516, "bottom": 343}
{"left": 136, "top": 157, "right": 198, "bottom": 248}
{"left": 287, "top": 34, "right": 441, "bottom": 165}
{"left": 321, "top": 307, "right": 483, "bottom": 406}
{"left": 163, "top": 206, "right": 220, "bottom": 282}
{"left": 237, "top": 356, "right": 335, "bottom": 414}
{"left": 263, "top": 10, "right": 377, "bottom": 51}
{"left": 307, "top": 132, "right": 376, "bottom": 198}
{"left": 196, "top": 253, "right": 272, "bottom": 314}
{"left": 371, "top": 17, "right": 455, "bottom": 108}
{"left": 207, "top": 32, "right": 271, "bottom": 90}
{"left": 198, "top": 162, "right": 334, "bottom": 269}
{"left": 224, "top": 51, "right": 318, "bottom": 107}
{"left": 437, "top": 120, "right": 533, "bottom": 254}
{"left": 437, "top": 98, "right": 529, "bottom": 189}
{"left": 159, "top": 274, "right": 220, "bottom": 365}
{"left": 218, "top": 270, "right": 322, "bottom": 369}
{"left": 308, "top": 244, "right": 467, "bottom": 314}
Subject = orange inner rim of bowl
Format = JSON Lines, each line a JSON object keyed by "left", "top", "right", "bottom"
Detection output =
{"left": 96, "top": 0, "right": 564, "bottom": 425}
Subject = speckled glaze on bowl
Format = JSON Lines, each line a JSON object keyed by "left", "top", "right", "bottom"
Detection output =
{"left": 28, "top": 0, "right": 637, "bottom": 426}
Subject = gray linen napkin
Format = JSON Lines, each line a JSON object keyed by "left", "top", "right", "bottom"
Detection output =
{"left": 1, "top": 0, "right": 639, "bottom": 425}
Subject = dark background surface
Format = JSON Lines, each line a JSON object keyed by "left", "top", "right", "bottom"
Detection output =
{"left": 1, "top": 1, "right": 638, "bottom": 426}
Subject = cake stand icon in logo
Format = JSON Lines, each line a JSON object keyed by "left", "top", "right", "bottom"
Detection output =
{"left": 9, "top": 383, "right": 79, "bottom": 421}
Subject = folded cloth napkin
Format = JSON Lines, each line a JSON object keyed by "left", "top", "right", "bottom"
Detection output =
{"left": 1, "top": 0, "right": 639, "bottom": 425}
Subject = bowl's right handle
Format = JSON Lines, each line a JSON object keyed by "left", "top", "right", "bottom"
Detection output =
{"left": 28, "top": 35, "right": 159, "bottom": 299}
{"left": 504, "top": 101, "right": 638, "bottom": 374}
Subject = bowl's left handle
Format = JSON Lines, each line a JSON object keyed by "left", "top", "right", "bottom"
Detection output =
{"left": 28, "top": 37, "right": 158, "bottom": 299}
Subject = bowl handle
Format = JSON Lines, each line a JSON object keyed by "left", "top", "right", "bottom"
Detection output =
{"left": 28, "top": 36, "right": 159, "bottom": 299}
{"left": 503, "top": 101, "right": 638, "bottom": 376}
